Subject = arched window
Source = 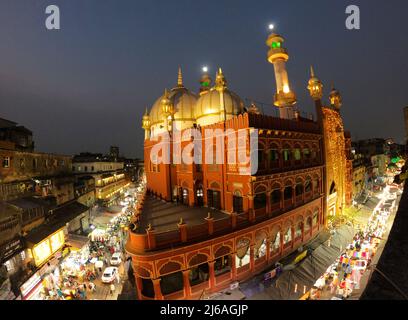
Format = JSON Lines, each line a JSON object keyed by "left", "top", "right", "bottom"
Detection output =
{"left": 305, "top": 216, "right": 312, "bottom": 232}
{"left": 313, "top": 178, "right": 320, "bottom": 194}
{"left": 283, "top": 147, "right": 292, "bottom": 163}
{"left": 284, "top": 186, "right": 293, "bottom": 201}
{"left": 283, "top": 225, "right": 292, "bottom": 245}
{"left": 303, "top": 148, "right": 311, "bottom": 160}
{"left": 270, "top": 231, "right": 281, "bottom": 254}
{"left": 270, "top": 189, "right": 281, "bottom": 205}
{"left": 293, "top": 146, "right": 302, "bottom": 162}
{"left": 295, "top": 179, "right": 304, "bottom": 197}
{"left": 295, "top": 219, "right": 303, "bottom": 239}
{"left": 313, "top": 209, "right": 319, "bottom": 226}
{"left": 255, "top": 232, "right": 267, "bottom": 259}
{"left": 305, "top": 178, "right": 312, "bottom": 193}
{"left": 254, "top": 193, "right": 267, "bottom": 210}
{"left": 268, "top": 146, "right": 280, "bottom": 169}
{"left": 233, "top": 190, "right": 243, "bottom": 213}
{"left": 236, "top": 239, "right": 251, "bottom": 268}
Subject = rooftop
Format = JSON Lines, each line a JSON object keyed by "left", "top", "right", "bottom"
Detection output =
{"left": 136, "top": 196, "right": 229, "bottom": 234}
{"left": 25, "top": 201, "right": 89, "bottom": 245}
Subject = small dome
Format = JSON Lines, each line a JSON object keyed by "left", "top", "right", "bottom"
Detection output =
{"left": 195, "top": 88, "right": 244, "bottom": 126}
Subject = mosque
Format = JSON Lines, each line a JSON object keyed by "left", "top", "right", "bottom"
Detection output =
{"left": 125, "top": 30, "right": 353, "bottom": 300}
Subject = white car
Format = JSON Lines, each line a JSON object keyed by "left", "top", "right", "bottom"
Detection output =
{"left": 110, "top": 253, "right": 122, "bottom": 266}
{"left": 102, "top": 267, "right": 119, "bottom": 284}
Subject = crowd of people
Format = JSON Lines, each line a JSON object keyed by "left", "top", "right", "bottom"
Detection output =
{"left": 309, "top": 186, "right": 400, "bottom": 300}
{"left": 38, "top": 179, "right": 147, "bottom": 300}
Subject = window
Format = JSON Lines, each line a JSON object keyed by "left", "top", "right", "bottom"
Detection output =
{"left": 303, "top": 149, "right": 311, "bottom": 160}
{"left": 305, "top": 180, "right": 312, "bottom": 193}
{"left": 233, "top": 195, "right": 244, "bottom": 213}
{"left": 295, "top": 183, "right": 304, "bottom": 196}
{"left": 270, "top": 231, "right": 281, "bottom": 253}
{"left": 295, "top": 222, "right": 303, "bottom": 238}
{"left": 254, "top": 193, "right": 267, "bottom": 210}
{"left": 283, "top": 149, "right": 291, "bottom": 162}
{"left": 283, "top": 227, "right": 292, "bottom": 245}
{"left": 270, "top": 190, "right": 281, "bottom": 205}
{"left": 20, "top": 158, "right": 25, "bottom": 168}
{"left": 293, "top": 149, "right": 301, "bottom": 161}
{"left": 284, "top": 186, "right": 293, "bottom": 200}
{"left": 269, "top": 149, "right": 279, "bottom": 162}
{"left": 3, "top": 157, "right": 10, "bottom": 168}
{"left": 32, "top": 159, "right": 37, "bottom": 169}
{"left": 313, "top": 210, "right": 319, "bottom": 226}
{"left": 85, "top": 166, "right": 88, "bottom": 172}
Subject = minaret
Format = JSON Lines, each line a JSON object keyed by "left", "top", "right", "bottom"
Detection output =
{"left": 199, "top": 68, "right": 212, "bottom": 96}
{"left": 266, "top": 32, "right": 297, "bottom": 119}
{"left": 215, "top": 68, "right": 227, "bottom": 121}
{"left": 329, "top": 85, "right": 342, "bottom": 111}
{"left": 307, "top": 66, "right": 324, "bottom": 129}
{"left": 161, "top": 88, "right": 173, "bottom": 131}
{"left": 142, "top": 108, "right": 151, "bottom": 140}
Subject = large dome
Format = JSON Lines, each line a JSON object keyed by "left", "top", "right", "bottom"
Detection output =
{"left": 195, "top": 88, "right": 244, "bottom": 127}
{"left": 149, "top": 86, "right": 198, "bottom": 135}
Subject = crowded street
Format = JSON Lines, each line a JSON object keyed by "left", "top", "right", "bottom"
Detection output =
{"left": 28, "top": 178, "right": 147, "bottom": 300}
{"left": 307, "top": 183, "right": 402, "bottom": 300}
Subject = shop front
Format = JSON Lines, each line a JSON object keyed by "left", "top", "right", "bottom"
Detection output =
{"left": 20, "top": 272, "right": 44, "bottom": 300}
{"left": 30, "top": 229, "right": 65, "bottom": 268}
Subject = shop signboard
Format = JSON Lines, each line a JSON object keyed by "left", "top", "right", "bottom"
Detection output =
{"left": 1, "top": 238, "right": 23, "bottom": 263}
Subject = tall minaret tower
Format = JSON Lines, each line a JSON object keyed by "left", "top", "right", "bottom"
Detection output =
{"left": 142, "top": 108, "right": 151, "bottom": 140}
{"left": 266, "top": 31, "right": 297, "bottom": 119}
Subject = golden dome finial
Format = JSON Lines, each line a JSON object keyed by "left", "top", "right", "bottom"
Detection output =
{"left": 215, "top": 67, "right": 227, "bottom": 92}
{"left": 329, "top": 84, "right": 342, "bottom": 110}
{"left": 307, "top": 66, "right": 323, "bottom": 101}
{"left": 310, "top": 65, "right": 315, "bottom": 78}
{"left": 177, "top": 66, "right": 183, "bottom": 87}
{"left": 142, "top": 107, "right": 151, "bottom": 130}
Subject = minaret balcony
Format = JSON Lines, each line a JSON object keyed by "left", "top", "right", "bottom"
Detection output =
{"left": 274, "top": 91, "right": 297, "bottom": 108}
{"left": 267, "top": 48, "right": 289, "bottom": 63}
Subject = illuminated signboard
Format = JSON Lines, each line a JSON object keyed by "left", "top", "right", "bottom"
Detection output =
{"left": 32, "top": 229, "right": 65, "bottom": 267}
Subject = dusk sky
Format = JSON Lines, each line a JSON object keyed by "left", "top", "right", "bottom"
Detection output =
{"left": 0, "top": 0, "right": 407, "bottom": 158}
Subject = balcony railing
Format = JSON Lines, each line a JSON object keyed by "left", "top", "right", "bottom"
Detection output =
{"left": 127, "top": 193, "right": 324, "bottom": 254}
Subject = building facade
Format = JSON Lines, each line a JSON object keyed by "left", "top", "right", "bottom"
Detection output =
{"left": 126, "top": 31, "right": 352, "bottom": 300}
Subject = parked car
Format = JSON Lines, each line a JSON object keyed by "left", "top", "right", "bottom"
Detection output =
{"left": 110, "top": 252, "right": 122, "bottom": 266}
{"left": 102, "top": 267, "right": 119, "bottom": 283}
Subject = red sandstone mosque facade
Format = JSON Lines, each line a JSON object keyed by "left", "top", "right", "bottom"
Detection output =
{"left": 125, "top": 31, "right": 353, "bottom": 300}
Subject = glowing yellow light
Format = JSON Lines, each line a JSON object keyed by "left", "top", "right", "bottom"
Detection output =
{"left": 202, "top": 66, "right": 208, "bottom": 73}
{"left": 268, "top": 24, "right": 275, "bottom": 31}
{"left": 283, "top": 85, "right": 290, "bottom": 93}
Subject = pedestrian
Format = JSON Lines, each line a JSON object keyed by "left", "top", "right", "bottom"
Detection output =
{"left": 110, "top": 283, "right": 115, "bottom": 295}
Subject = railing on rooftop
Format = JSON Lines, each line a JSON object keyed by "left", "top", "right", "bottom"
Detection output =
{"left": 128, "top": 193, "right": 322, "bottom": 253}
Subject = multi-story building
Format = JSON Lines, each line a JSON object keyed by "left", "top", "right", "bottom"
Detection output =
{"left": 0, "top": 118, "right": 34, "bottom": 152}
{"left": 126, "top": 32, "right": 352, "bottom": 300}
{"left": 73, "top": 151, "right": 130, "bottom": 206}
{"left": 0, "top": 119, "right": 92, "bottom": 299}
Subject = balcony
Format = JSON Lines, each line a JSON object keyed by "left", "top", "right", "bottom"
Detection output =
{"left": 126, "top": 194, "right": 322, "bottom": 254}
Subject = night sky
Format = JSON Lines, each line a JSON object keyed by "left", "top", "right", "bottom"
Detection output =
{"left": 0, "top": 0, "right": 407, "bottom": 159}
